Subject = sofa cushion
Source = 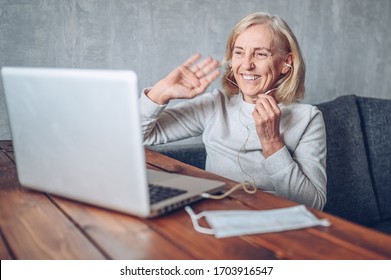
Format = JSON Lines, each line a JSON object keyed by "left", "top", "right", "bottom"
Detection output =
{"left": 317, "top": 95, "right": 380, "bottom": 226}
{"left": 372, "top": 220, "right": 391, "bottom": 235}
{"left": 148, "top": 137, "right": 206, "bottom": 170}
{"left": 357, "top": 96, "right": 391, "bottom": 222}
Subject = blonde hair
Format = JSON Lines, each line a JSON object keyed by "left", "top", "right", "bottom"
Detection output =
{"left": 222, "top": 12, "right": 305, "bottom": 104}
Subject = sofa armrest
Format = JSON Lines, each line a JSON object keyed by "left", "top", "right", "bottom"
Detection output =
{"left": 316, "top": 95, "right": 380, "bottom": 226}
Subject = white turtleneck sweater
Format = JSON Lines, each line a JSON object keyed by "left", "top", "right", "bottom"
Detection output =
{"left": 140, "top": 89, "right": 327, "bottom": 210}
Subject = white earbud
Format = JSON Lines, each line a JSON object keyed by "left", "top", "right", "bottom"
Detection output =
{"left": 285, "top": 63, "right": 292, "bottom": 69}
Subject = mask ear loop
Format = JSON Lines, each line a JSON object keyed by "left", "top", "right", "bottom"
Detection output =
{"left": 185, "top": 206, "right": 215, "bottom": 235}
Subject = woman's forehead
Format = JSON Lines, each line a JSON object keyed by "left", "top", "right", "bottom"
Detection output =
{"left": 234, "top": 24, "right": 275, "bottom": 50}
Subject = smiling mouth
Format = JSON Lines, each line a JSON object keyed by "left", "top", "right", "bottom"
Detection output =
{"left": 242, "top": 74, "right": 261, "bottom": 81}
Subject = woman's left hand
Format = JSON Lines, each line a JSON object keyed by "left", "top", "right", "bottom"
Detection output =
{"left": 252, "top": 94, "right": 285, "bottom": 158}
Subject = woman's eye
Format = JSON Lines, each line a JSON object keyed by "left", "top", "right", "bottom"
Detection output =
{"left": 255, "top": 52, "right": 268, "bottom": 58}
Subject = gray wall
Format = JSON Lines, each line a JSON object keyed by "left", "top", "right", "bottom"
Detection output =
{"left": 1, "top": 0, "right": 391, "bottom": 140}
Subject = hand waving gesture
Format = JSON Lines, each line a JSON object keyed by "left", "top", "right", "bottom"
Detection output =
{"left": 146, "top": 53, "right": 221, "bottom": 104}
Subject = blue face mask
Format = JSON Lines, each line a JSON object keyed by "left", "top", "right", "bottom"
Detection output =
{"left": 185, "top": 205, "right": 330, "bottom": 238}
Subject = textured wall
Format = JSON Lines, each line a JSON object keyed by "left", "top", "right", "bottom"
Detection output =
{"left": 1, "top": 0, "right": 391, "bottom": 140}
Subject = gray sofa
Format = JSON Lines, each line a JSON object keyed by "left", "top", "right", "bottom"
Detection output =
{"left": 149, "top": 95, "right": 391, "bottom": 234}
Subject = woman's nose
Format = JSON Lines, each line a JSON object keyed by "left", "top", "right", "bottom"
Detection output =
{"left": 244, "top": 54, "right": 255, "bottom": 70}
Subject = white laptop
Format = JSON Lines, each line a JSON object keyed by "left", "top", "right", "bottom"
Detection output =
{"left": 1, "top": 67, "right": 225, "bottom": 218}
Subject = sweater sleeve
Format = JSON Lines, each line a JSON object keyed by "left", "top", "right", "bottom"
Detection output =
{"left": 139, "top": 90, "right": 216, "bottom": 145}
{"left": 260, "top": 107, "right": 327, "bottom": 210}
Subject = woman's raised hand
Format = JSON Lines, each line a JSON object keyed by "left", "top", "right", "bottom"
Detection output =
{"left": 146, "top": 53, "right": 221, "bottom": 105}
{"left": 252, "top": 94, "right": 285, "bottom": 158}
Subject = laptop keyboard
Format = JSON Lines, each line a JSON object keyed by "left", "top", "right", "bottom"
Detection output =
{"left": 148, "top": 184, "right": 187, "bottom": 204}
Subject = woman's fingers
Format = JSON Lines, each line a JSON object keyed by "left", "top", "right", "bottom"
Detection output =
{"left": 182, "top": 54, "right": 220, "bottom": 78}
{"left": 179, "top": 54, "right": 221, "bottom": 95}
{"left": 182, "top": 53, "right": 202, "bottom": 68}
{"left": 252, "top": 95, "right": 284, "bottom": 157}
{"left": 195, "top": 68, "right": 221, "bottom": 94}
{"left": 191, "top": 57, "right": 220, "bottom": 78}
{"left": 156, "top": 53, "right": 221, "bottom": 100}
{"left": 254, "top": 95, "right": 280, "bottom": 120}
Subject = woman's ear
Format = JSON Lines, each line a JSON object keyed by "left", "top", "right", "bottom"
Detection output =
{"left": 281, "top": 53, "right": 293, "bottom": 75}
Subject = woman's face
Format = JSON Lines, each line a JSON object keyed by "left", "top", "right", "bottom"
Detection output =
{"left": 231, "top": 24, "right": 287, "bottom": 103}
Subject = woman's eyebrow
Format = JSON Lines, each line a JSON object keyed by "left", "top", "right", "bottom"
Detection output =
{"left": 233, "top": 46, "right": 272, "bottom": 52}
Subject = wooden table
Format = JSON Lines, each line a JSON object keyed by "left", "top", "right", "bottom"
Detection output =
{"left": 1, "top": 140, "right": 391, "bottom": 260}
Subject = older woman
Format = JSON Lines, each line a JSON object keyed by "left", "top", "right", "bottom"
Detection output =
{"left": 140, "top": 12, "right": 327, "bottom": 210}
